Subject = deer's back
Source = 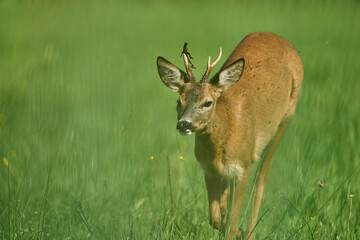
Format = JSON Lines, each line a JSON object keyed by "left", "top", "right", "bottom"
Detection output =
{"left": 215, "top": 32, "right": 303, "bottom": 160}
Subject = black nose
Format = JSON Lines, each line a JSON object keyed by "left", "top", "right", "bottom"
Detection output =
{"left": 177, "top": 120, "right": 195, "bottom": 132}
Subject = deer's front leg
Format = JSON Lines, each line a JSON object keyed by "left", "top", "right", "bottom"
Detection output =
{"left": 204, "top": 174, "right": 228, "bottom": 230}
{"left": 246, "top": 118, "right": 292, "bottom": 240}
{"left": 224, "top": 170, "right": 249, "bottom": 240}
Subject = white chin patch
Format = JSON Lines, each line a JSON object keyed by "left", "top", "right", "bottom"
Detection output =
{"left": 179, "top": 129, "right": 193, "bottom": 136}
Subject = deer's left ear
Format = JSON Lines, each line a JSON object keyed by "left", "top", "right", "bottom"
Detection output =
{"left": 157, "top": 57, "right": 188, "bottom": 91}
{"left": 211, "top": 58, "right": 245, "bottom": 92}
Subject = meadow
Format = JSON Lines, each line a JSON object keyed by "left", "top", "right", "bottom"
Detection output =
{"left": 0, "top": 0, "right": 359, "bottom": 239}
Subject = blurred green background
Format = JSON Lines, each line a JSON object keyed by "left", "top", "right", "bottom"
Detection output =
{"left": 0, "top": 0, "right": 359, "bottom": 239}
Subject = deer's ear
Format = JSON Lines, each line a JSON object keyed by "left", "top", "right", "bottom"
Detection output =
{"left": 157, "top": 57, "right": 188, "bottom": 91}
{"left": 211, "top": 58, "right": 245, "bottom": 92}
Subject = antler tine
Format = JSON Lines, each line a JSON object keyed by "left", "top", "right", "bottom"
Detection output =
{"left": 201, "top": 47, "right": 222, "bottom": 83}
{"left": 182, "top": 43, "right": 196, "bottom": 83}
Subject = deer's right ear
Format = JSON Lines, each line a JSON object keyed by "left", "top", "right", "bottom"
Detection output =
{"left": 157, "top": 57, "right": 188, "bottom": 91}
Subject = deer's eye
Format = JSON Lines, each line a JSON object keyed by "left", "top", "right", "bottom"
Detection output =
{"left": 202, "top": 101, "right": 213, "bottom": 108}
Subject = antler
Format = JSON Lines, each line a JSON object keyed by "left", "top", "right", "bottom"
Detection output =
{"left": 182, "top": 43, "right": 196, "bottom": 83}
{"left": 201, "top": 47, "right": 222, "bottom": 83}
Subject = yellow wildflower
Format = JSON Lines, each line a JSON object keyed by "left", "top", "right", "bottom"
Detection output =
{"left": 148, "top": 156, "right": 154, "bottom": 161}
{"left": 2, "top": 157, "right": 8, "bottom": 167}
{"left": 34, "top": 211, "right": 38, "bottom": 214}
{"left": 309, "top": 216, "right": 314, "bottom": 220}
{"left": 179, "top": 156, "right": 184, "bottom": 161}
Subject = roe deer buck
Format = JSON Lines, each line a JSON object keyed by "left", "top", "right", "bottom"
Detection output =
{"left": 156, "top": 32, "right": 303, "bottom": 239}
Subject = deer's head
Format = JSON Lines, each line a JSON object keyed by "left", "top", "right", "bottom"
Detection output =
{"left": 157, "top": 43, "right": 244, "bottom": 135}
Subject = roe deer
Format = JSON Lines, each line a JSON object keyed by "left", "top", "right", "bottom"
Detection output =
{"left": 156, "top": 32, "right": 303, "bottom": 239}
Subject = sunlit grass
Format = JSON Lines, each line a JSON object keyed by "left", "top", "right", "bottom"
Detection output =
{"left": 0, "top": 0, "right": 359, "bottom": 239}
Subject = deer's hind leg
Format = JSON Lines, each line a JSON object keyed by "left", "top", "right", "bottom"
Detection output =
{"left": 245, "top": 117, "right": 293, "bottom": 240}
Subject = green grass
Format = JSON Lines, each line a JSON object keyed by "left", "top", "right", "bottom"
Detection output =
{"left": 0, "top": 0, "right": 359, "bottom": 239}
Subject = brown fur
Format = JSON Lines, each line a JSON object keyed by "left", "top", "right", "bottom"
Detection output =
{"left": 157, "top": 32, "right": 303, "bottom": 239}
